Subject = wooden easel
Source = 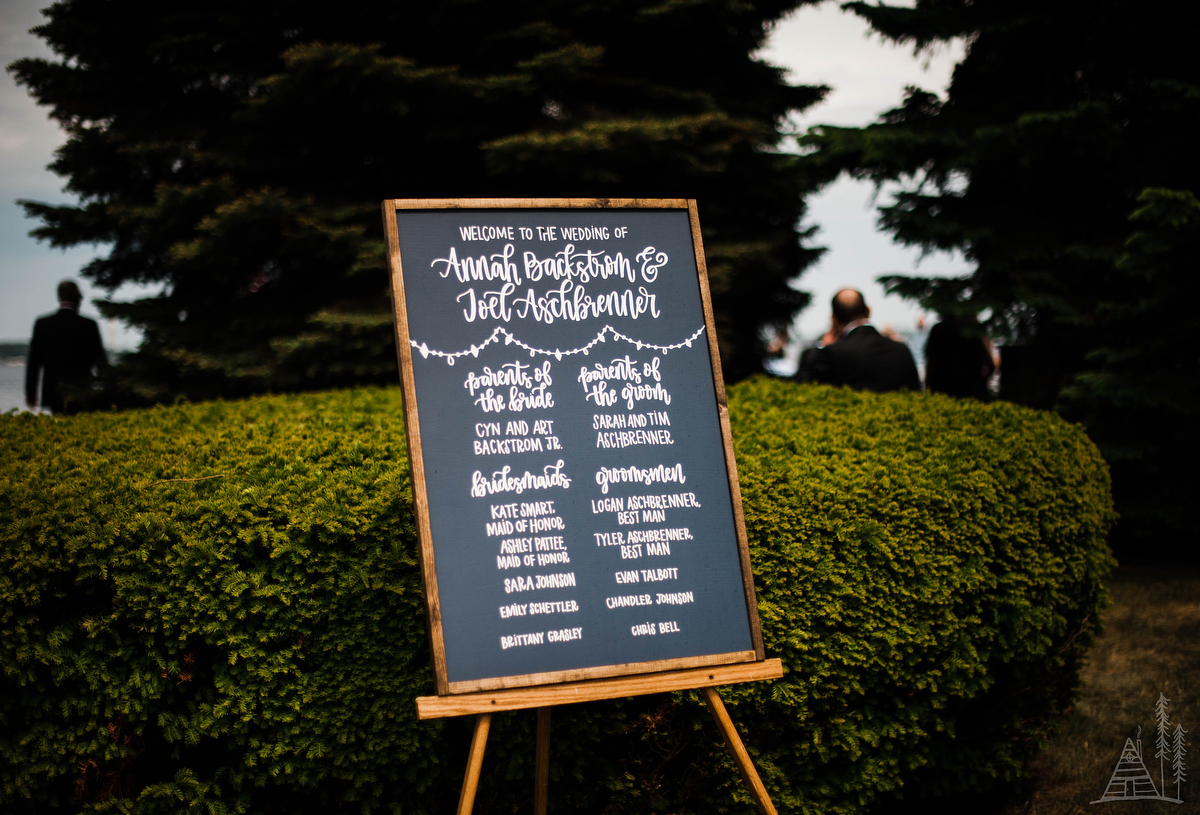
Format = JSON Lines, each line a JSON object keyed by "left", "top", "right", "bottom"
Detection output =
{"left": 389, "top": 199, "right": 783, "bottom": 813}
{"left": 417, "top": 659, "right": 783, "bottom": 815}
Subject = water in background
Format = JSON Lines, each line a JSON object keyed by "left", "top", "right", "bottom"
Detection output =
{"left": 0, "top": 361, "right": 33, "bottom": 413}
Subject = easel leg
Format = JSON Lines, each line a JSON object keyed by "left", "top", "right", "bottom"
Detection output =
{"left": 534, "top": 707, "right": 551, "bottom": 815}
{"left": 701, "top": 687, "right": 778, "bottom": 815}
{"left": 456, "top": 713, "right": 492, "bottom": 815}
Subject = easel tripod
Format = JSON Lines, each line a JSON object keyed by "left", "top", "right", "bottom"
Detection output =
{"left": 417, "top": 659, "right": 783, "bottom": 815}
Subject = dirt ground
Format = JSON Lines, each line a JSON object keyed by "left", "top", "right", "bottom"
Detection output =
{"left": 1010, "top": 566, "right": 1200, "bottom": 815}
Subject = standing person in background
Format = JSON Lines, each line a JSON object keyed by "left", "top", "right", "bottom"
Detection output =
{"left": 796, "top": 288, "right": 920, "bottom": 392}
{"left": 924, "top": 315, "right": 996, "bottom": 400}
{"left": 25, "top": 280, "right": 107, "bottom": 414}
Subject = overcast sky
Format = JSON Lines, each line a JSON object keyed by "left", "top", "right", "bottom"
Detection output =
{"left": 0, "top": 0, "right": 146, "bottom": 350}
{"left": 758, "top": 3, "right": 967, "bottom": 372}
{"left": 0, "top": 1, "right": 966, "bottom": 357}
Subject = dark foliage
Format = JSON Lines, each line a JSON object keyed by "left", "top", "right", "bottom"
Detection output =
{"left": 1059, "top": 189, "right": 1200, "bottom": 565}
{"left": 800, "top": 0, "right": 1200, "bottom": 557}
{"left": 8, "top": 0, "right": 828, "bottom": 402}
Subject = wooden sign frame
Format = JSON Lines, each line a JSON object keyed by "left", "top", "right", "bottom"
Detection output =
{"left": 382, "top": 198, "right": 765, "bottom": 698}
{"left": 384, "top": 199, "right": 783, "bottom": 815}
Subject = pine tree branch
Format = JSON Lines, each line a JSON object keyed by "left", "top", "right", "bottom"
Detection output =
{"left": 147, "top": 475, "right": 227, "bottom": 487}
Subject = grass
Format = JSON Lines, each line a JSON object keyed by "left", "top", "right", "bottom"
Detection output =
{"left": 1012, "top": 566, "right": 1200, "bottom": 814}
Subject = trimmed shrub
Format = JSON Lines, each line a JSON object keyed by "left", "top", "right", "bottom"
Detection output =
{"left": 726, "top": 378, "right": 1114, "bottom": 813}
{"left": 0, "top": 379, "right": 1114, "bottom": 813}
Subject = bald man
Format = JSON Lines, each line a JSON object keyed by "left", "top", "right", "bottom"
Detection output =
{"left": 796, "top": 289, "right": 920, "bottom": 392}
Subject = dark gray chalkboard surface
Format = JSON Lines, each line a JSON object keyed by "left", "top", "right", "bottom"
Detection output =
{"left": 383, "top": 199, "right": 763, "bottom": 695}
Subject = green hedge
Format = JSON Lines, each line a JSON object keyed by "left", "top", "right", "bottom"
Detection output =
{"left": 0, "top": 378, "right": 1114, "bottom": 813}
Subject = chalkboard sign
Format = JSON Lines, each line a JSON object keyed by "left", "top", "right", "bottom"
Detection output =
{"left": 383, "top": 199, "right": 764, "bottom": 695}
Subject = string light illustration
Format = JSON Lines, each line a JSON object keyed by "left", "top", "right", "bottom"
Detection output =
{"left": 410, "top": 324, "right": 707, "bottom": 366}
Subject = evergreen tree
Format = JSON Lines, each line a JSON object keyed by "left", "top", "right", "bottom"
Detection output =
{"left": 1156, "top": 692, "right": 1171, "bottom": 794}
{"left": 1172, "top": 723, "right": 1188, "bottom": 802}
{"left": 1062, "top": 190, "right": 1200, "bottom": 560}
{"left": 10, "top": 0, "right": 826, "bottom": 402}
{"left": 801, "top": 0, "right": 1200, "bottom": 556}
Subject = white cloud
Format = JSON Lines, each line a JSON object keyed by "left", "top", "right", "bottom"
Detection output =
{"left": 761, "top": 5, "right": 964, "bottom": 126}
{"left": 2, "top": 1, "right": 69, "bottom": 197}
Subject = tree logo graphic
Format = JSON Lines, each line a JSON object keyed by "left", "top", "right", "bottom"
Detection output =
{"left": 1092, "top": 693, "right": 1187, "bottom": 804}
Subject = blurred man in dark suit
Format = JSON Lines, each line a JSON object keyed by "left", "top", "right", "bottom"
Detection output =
{"left": 924, "top": 314, "right": 996, "bottom": 399}
{"left": 796, "top": 288, "right": 920, "bottom": 392}
{"left": 25, "top": 280, "right": 107, "bottom": 414}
